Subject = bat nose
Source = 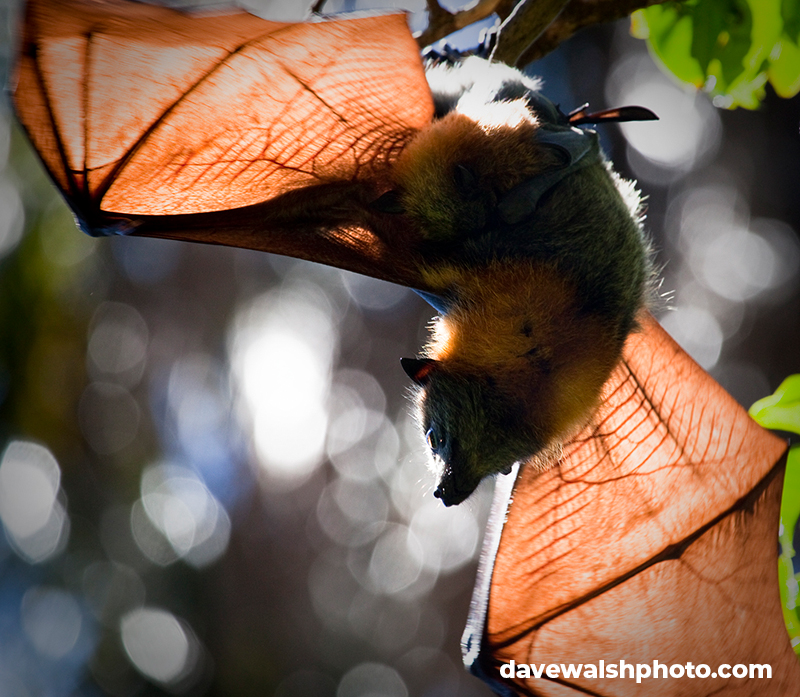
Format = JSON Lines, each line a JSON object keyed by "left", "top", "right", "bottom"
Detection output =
{"left": 434, "top": 480, "right": 471, "bottom": 507}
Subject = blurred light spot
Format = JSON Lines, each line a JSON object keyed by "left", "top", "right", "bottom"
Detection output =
{"left": 308, "top": 551, "right": 360, "bottom": 629}
{"left": 78, "top": 383, "right": 140, "bottom": 454}
{"left": 341, "top": 271, "right": 411, "bottom": 312}
{"left": 133, "top": 463, "right": 230, "bottom": 568}
{"left": 347, "top": 593, "right": 420, "bottom": 654}
{"left": 316, "top": 478, "right": 389, "bottom": 547}
{"left": 274, "top": 669, "right": 337, "bottom": 697}
{"left": 120, "top": 607, "right": 200, "bottom": 686}
{"left": 696, "top": 224, "right": 777, "bottom": 301}
{"left": 396, "top": 647, "right": 460, "bottom": 693}
{"left": 337, "top": 662, "right": 408, "bottom": 697}
{"left": 112, "top": 236, "right": 182, "bottom": 285}
{"left": 21, "top": 586, "right": 82, "bottom": 659}
{"left": 88, "top": 302, "right": 148, "bottom": 386}
{"left": 248, "top": 332, "right": 327, "bottom": 475}
{"left": 606, "top": 56, "right": 720, "bottom": 182}
{"left": 131, "top": 499, "right": 178, "bottom": 567}
{"left": 750, "top": 218, "right": 800, "bottom": 300}
{"left": 0, "top": 177, "right": 24, "bottom": 259}
{"left": 82, "top": 561, "right": 146, "bottom": 626}
{"left": 676, "top": 186, "right": 800, "bottom": 306}
{"left": 330, "top": 475, "right": 389, "bottom": 527}
{"left": 0, "top": 440, "right": 69, "bottom": 562}
{"left": 229, "top": 284, "right": 337, "bottom": 487}
{"left": 326, "top": 369, "right": 387, "bottom": 458}
{"left": 0, "top": 441, "right": 60, "bottom": 538}
{"left": 243, "top": 0, "right": 314, "bottom": 21}
{"left": 659, "top": 306, "right": 723, "bottom": 369}
{"left": 410, "top": 498, "right": 479, "bottom": 573}
{"left": 368, "top": 524, "right": 424, "bottom": 595}
{"left": 674, "top": 182, "right": 740, "bottom": 247}
{"left": 388, "top": 415, "right": 438, "bottom": 520}
{"left": 331, "top": 418, "right": 401, "bottom": 484}
{"left": 316, "top": 493, "right": 384, "bottom": 548}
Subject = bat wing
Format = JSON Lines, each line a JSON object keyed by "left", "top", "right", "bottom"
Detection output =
{"left": 12, "top": 0, "right": 435, "bottom": 289}
{"left": 463, "top": 313, "right": 800, "bottom": 696}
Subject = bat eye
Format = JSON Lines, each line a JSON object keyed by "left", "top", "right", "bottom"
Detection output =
{"left": 426, "top": 427, "right": 444, "bottom": 454}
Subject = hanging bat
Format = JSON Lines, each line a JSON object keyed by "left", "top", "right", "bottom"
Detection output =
{"left": 11, "top": 0, "right": 658, "bottom": 508}
{"left": 12, "top": 1, "right": 798, "bottom": 695}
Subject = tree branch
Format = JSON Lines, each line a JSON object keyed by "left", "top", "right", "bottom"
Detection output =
{"left": 491, "top": 0, "right": 569, "bottom": 67}
{"left": 415, "top": 0, "right": 670, "bottom": 69}
{"left": 415, "top": 0, "right": 504, "bottom": 50}
{"left": 517, "top": 0, "right": 669, "bottom": 66}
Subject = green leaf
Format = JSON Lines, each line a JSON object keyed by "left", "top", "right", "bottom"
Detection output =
{"left": 783, "top": 0, "right": 800, "bottom": 42}
{"left": 779, "top": 447, "right": 800, "bottom": 652}
{"left": 769, "top": 35, "right": 800, "bottom": 97}
{"left": 750, "top": 374, "right": 800, "bottom": 433}
{"left": 633, "top": 0, "right": 789, "bottom": 108}
{"left": 634, "top": 4, "right": 706, "bottom": 86}
{"left": 691, "top": 0, "right": 752, "bottom": 87}
{"left": 753, "top": 381, "right": 800, "bottom": 653}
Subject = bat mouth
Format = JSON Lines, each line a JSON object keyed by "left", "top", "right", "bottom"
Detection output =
{"left": 433, "top": 470, "right": 477, "bottom": 507}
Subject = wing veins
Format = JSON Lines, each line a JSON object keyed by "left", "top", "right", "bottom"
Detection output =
{"left": 93, "top": 22, "right": 308, "bottom": 205}
{"left": 490, "top": 452, "right": 786, "bottom": 650}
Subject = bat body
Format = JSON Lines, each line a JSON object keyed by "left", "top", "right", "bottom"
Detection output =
{"left": 396, "top": 58, "right": 652, "bottom": 504}
{"left": 11, "top": 0, "right": 653, "bottom": 506}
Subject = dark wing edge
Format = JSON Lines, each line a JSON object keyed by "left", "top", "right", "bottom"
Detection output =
{"left": 461, "top": 462, "right": 519, "bottom": 697}
{"left": 129, "top": 182, "right": 432, "bottom": 292}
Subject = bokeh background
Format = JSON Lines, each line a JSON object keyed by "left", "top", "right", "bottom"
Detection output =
{"left": 0, "top": 0, "right": 798, "bottom": 695}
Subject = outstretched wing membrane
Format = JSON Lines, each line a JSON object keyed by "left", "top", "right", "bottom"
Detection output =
{"left": 13, "top": 0, "right": 435, "bottom": 287}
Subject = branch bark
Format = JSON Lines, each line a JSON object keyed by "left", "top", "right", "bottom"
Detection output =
{"left": 517, "top": 0, "right": 669, "bottom": 65}
{"left": 416, "top": 0, "right": 671, "bottom": 68}
{"left": 415, "top": 0, "right": 504, "bottom": 50}
{"left": 490, "top": 0, "right": 569, "bottom": 66}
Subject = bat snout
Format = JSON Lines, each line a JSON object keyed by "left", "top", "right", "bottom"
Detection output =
{"left": 434, "top": 467, "right": 479, "bottom": 507}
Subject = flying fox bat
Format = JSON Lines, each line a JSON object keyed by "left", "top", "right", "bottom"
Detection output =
{"left": 12, "top": 1, "right": 796, "bottom": 694}
{"left": 11, "top": 0, "right": 658, "bottom": 507}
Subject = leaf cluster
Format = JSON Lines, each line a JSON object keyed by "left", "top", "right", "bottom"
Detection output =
{"left": 633, "top": 0, "right": 800, "bottom": 108}
{"left": 750, "top": 376, "right": 800, "bottom": 656}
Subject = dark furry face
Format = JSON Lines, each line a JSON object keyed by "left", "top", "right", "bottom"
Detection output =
{"left": 418, "top": 371, "right": 540, "bottom": 506}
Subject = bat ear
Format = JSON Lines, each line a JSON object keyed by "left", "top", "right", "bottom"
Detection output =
{"left": 534, "top": 127, "right": 595, "bottom": 166}
{"left": 497, "top": 127, "right": 599, "bottom": 225}
{"left": 370, "top": 189, "right": 406, "bottom": 214}
{"left": 400, "top": 357, "right": 438, "bottom": 386}
{"left": 568, "top": 104, "right": 659, "bottom": 126}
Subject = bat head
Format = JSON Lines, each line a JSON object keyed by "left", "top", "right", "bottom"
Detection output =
{"left": 402, "top": 259, "right": 630, "bottom": 507}
{"left": 402, "top": 357, "right": 537, "bottom": 506}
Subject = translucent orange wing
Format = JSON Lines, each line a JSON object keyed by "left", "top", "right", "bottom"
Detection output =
{"left": 13, "top": 0, "right": 434, "bottom": 287}
{"left": 464, "top": 314, "right": 799, "bottom": 695}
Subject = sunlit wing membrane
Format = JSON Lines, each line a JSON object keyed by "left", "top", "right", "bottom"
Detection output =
{"left": 463, "top": 313, "right": 795, "bottom": 694}
{"left": 13, "top": 0, "right": 434, "bottom": 216}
